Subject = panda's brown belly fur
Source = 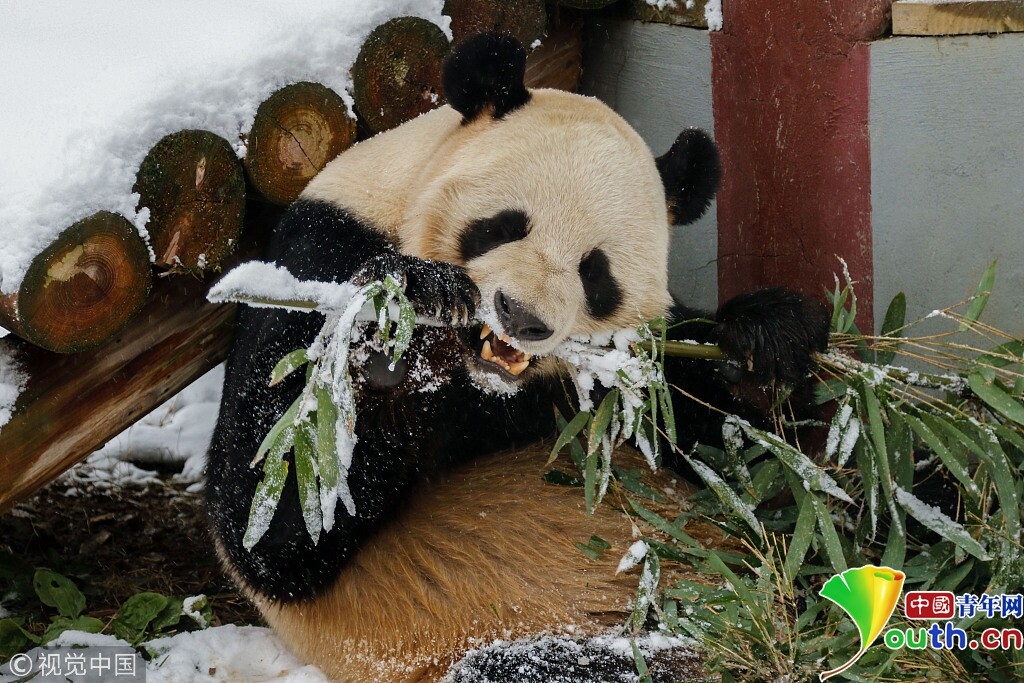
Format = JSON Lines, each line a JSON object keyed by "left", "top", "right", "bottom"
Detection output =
{"left": 242, "top": 444, "right": 710, "bottom": 683}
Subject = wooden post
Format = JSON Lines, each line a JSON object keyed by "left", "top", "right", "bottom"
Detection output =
{"left": 444, "top": 0, "right": 547, "bottom": 46}
{"left": 524, "top": 13, "right": 584, "bottom": 92}
{"left": 0, "top": 275, "right": 235, "bottom": 514}
{"left": 245, "top": 82, "right": 358, "bottom": 205}
{"left": 351, "top": 17, "right": 451, "bottom": 135}
{"left": 0, "top": 212, "right": 152, "bottom": 353}
{"left": 134, "top": 130, "right": 246, "bottom": 272}
{"left": 710, "top": 0, "right": 891, "bottom": 330}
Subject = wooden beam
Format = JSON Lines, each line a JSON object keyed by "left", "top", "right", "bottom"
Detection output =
{"left": 0, "top": 275, "right": 234, "bottom": 515}
{"left": 893, "top": 0, "right": 1024, "bottom": 36}
{"left": 626, "top": 0, "right": 709, "bottom": 28}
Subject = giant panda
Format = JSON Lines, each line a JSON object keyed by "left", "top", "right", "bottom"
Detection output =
{"left": 206, "top": 33, "right": 829, "bottom": 683}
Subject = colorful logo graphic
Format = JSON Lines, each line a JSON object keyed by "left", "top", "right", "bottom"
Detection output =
{"left": 904, "top": 591, "right": 955, "bottom": 620}
{"left": 818, "top": 565, "right": 906, "bottom": 681}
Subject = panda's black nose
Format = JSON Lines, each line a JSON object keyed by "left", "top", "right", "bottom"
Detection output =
{"left": 494, "top": 290, "right": 553, "bottom": 341}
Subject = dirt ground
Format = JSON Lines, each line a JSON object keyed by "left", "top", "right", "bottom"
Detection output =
{"left": 0, "top": 471, "right": 260, "bottom": 634}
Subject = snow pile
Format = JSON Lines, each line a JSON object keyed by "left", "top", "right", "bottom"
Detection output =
{"left": 0, "top": 0, "right": 450, "bottom": 295}
{"left": 24, "top": 626, "right": 330, "bottom": 683}
{"left": 0, "top": 343, "right": 27, "bottom": 433}
{"left": 705, "top": 0, "right": 723, "bottom": 31}
{"left": 61, "top": 365, "right": 224, "bottom": 492}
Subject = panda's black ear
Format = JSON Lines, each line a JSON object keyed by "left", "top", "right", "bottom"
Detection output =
{"left": 656, "top": 128, "right": 721, "bottom": 225}
{"left": 443, "top": 32, "right": 530, "bottom": 123}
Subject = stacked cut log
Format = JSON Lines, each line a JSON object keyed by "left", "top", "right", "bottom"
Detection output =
{"left": 0, "top": 3, "right": 589, "bottom": 514}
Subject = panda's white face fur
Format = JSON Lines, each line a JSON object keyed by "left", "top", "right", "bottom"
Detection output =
{"left": 303, "top": 89, "right": 674, "bottom": 390}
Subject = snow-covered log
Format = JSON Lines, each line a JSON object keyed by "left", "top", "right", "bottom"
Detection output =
{"left": 134, "top": 130, "right": 246, "bottom": 272}
{"left": 244, "top": 82, "right": 358, "bottom": 205}
{"left": 0, "top": 211, "right": 152, "bottom": 353}
{"left": 444, "top": 0, "right": 547, "bottom": 46}
{"left": 351, "top": 16, "right": 450, "bottom": 134}
{"left": 0, "top": 275, "right": 234, "bottom": 515}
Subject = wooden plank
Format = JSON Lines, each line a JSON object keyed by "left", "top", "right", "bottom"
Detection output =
{"left": 626, "top": 0, "right": 709, "bottom": 28}
{"left": 893, "top": 0, "right": 1024, "bottom": 36}
{"left": 0, "top": 275, "right": 235, "bottom": 514}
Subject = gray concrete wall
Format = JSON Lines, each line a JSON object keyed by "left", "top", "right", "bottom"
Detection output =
{"left": 581, "top": 19, "right": 718, "bottom": 312}
{"left": 871, "top": 34, "right": 1024, "bottom": 337}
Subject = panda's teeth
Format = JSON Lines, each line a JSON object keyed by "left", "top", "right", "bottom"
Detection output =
{"left": 481, "top": 340, "right": 494, "bottom": 361}
{"left": 498, "top": 333, "right": 511, "bottom": 344}
{"left": 508, "top": 360, "right": 530, "bottom": 376}
{"left": 480, "top": 325, "right": 492, "bottom": 340}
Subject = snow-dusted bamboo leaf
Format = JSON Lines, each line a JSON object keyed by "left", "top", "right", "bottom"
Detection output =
{"left": 315, "top": 384, "right": 341, "bottom": 529}
{"left": 736, "top": 420, "right": 853, "bottom": 504}
{"left": 243, "top": 435, "right": 292, "bottom": 551}
{"left": 587, "top": 388, "right": 620, "bottom": 457}
{"left": 293, "top": 421, "right": 322, "bottom": 544}
{"left": 721, "top": 417, "right": 755, "bottom": 496}
{"left": 269, "top": 349, "right": 309, "bottom": 387}
{"left": 584, "top": 451, "right": 597, "bottom": 515}
{"left": 617, "top": 539, "right": 650, "bottom": 574}
{"left": 628, "top": 552, "right": 660, "bottom": 632}
{"left": 683, "top": 453, "right": 762, "bottom": 539}
{"left": 895, "top": 487, "right": 990, "bottom": 561}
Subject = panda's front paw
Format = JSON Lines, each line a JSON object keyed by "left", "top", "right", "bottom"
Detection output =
{"left": 354, "top": 251, "right": 480, "bottom": 326}
{"left": 713, "top": 288, "right": 829, "bottom": 384}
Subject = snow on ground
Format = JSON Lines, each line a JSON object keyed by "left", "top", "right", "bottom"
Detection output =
{"left": 0, "top": 342, "right": 26, "bottom": 432}
{"left": 0, "top": 0, "right": 450, "bottom": 295}
{"left": 3, "top": 626, "right": 329, "bottom": 683}
{"left": 60, "top": 365, "right": 224, "bottom": 493}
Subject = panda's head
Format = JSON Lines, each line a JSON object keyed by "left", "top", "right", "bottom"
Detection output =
{"left": 401, "top": 33, "right": 720, "bottom": 392}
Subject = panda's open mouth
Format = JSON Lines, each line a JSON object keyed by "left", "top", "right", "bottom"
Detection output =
{"left": 477, "top": 324, "right": 532, "bottom": 376}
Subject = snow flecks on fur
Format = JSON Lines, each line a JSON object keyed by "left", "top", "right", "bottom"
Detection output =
{"left": 0, "top": 343, "right": 27, "bottom": 433}
{"left": 0, "top": 0, "right": 450, "bottom": 295}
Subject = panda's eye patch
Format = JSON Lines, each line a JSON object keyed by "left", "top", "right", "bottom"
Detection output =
{"left": 579, "top": 249, "right": 622, "bottom": 319}
{"left": 458, "top": 209, "right": 530, "bottom": 262}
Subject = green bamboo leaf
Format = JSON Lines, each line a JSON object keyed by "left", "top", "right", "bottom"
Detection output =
{"left": 548, "top": 410, "right": 591, "bottom": 464}
{"left": 737, "top": 421, "right": 852, "bottom": 504}
{"left": 627, "top": 498, "right": 701, "bottom": 548}
{"left": 977, "top": 340, "right": 1024, "bottom": 382}
{"left": 243, "top": 432, "right": 292, "bottom": 550}
{"left": 269, "top": 349, "right": 309, "bottom": 387}
{"left": 809, "top": 493, "right": 848, "bottom": 573}
{"left": 904, "top": 414, "right": 980, "bottom": 503}
{"left": 960, "top": 259, "right": 997, "bottom": 330}
{"left": 784, "top": 492, "right": 817, "bottom": 581}
{"left": 895, "top": 487, "right": 990, "bottom": 561}
{"left": 315, "top": 385, "right": 340, "bottom": 502}
{"left": 584, "top": 451, "right": 597, "bottom": 515}
{"left": 876, "top": 292, "right": 906, "bottom": 365}
{"left": 968, "top": 372, "right": 1024, "bottom": 427}
{"left": 632, "top": 641, "right": 653, "bottom": 683}
{"left": 392, "top": 293, "right": 416, "bottom": 362}
{"left": 928, "top": 418, "right": 1020, "bottom": 546}
{"left": 683, "top": 454, "right": 762, "bottom": 539}
{"left": 587, "top": 389, "right": 620, "bottom": 456}
{"left": 293, "top": 421, "right": 322, "bottom": 544}
{"left": 253, "top": 394, "right": 302, "bottom": 466}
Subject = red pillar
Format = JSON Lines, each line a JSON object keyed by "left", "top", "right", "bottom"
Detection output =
{"left": 711, "top": 1, "right": 890, "bottom": 329}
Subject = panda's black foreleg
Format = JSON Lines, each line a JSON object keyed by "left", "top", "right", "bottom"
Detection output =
{"left": 205, "top": 199, "right": 479, "bottom": 601}
{"left": 663, "top": 288, "right": 829, "bottom": 455}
